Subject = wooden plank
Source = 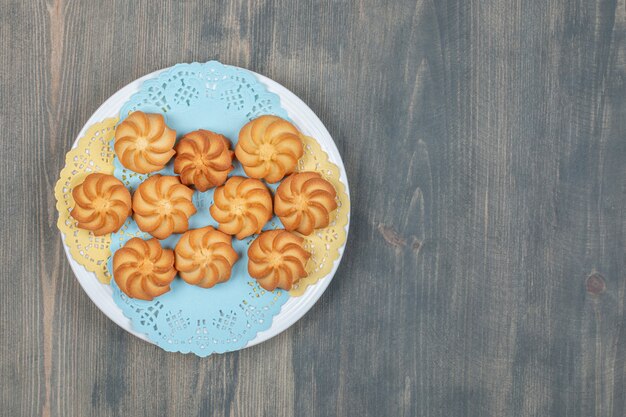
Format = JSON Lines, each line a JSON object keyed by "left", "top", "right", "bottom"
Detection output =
{"left": 0, "top": 0, "right": 624, "bottom": 416}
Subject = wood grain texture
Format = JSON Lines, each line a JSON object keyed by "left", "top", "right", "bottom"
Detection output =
{"left": 1, "top": 0, "right": 625, "bottom": 416}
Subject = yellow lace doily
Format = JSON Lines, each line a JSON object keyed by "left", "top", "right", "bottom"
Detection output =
{"left": 54, "top": 118, "right": 119, "bottom": 283}
{"left": 290, "top": 136, "right": 350, "bottom": 296}
{"left": 55, "top": 121, "right": 349, "bottom": 294}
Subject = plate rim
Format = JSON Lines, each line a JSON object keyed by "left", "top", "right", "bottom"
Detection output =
{"left": 60, "top": 62, "right": 350, "bottom": 352}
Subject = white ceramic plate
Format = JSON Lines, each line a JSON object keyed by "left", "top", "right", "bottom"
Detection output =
{"left": 61, "top": 65, "right": 350, "bottom": 350}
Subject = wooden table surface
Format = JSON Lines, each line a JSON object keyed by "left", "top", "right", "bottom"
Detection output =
{"left": 2, "top": 0, "right": 625, "bottom": 416}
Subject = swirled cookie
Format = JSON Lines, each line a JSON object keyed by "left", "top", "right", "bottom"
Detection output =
{"left": 209, "top": 176, "right": 273, "bottom": 239}
{"left": 114, "top": 111, "right": 176, "bottom": 174}
{"left": 113, "top": 237, "right": 176, "bottom": 300}
{"left": 247, "top": 230, "right": 310, "bottom": 291}
{"left": 274, "top": 172, "right": 338, "bottom": 235}
{"left": 174, "top": 226, "right": 239, "bottom": 288}
{"left": 132, "top": 175, "right": 197, "bottom": 239}
{"left": 70, "top": 173, "right": 132, "bottom": 235}
{"left": 174, "top": 130, "right": 234, "bottom": 191}
{"left": 234, "top": 115, "right": 304, "bottom": 183}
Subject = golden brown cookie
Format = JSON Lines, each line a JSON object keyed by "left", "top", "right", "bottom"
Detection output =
{"left": 70, "top": 173, "right": 132, "bottom": 235}
{"left": 132, "top": 175, "right": 197, "bottom": 239}
{"left": 113, "top": 237, "right": 176, "bottom": 300}
{"left": 209, "top": 176, "right": 273, "bottom": 239}
{"left": 234, "top": 115, "right": 304, "bottom": 183}
{"left": 247, "top": 230, "right": 310, "bottom": 291}
{"left": 114, "top": 111, "right": 176, "bottom": 174}
{"left": 173, "top": 129, "right": 234, "bottom": 191}
{"left": 174, "top": 226, "right": 239, "bottom": 288}
{"left": 274, "top": 172, "right": 338, "bottom": 235}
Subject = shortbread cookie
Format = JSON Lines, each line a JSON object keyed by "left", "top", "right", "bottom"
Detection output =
{"left": 114, "top": 111, "right": 176, "bottom": 174}
{"left": 113, "top": 237, "right": 176, "bottom": 300}
{"left": 71, "top": 173, "right": 132, "bottom": 235}
{"left": 133, "top": 175, "right": 196, "bottom": 239}
{"left": 274, "top": 172, "right": 337, "bottom": 235}
{"left": 174, "top": 130, "right": 234, "bottom": 191}
{"left": 235, "top": 115, "right": 304, "bottom": 183}
{"left": 209, "top": 176, "right": 273, "bottom": 239}
{"left": 174, "top": 226, "right": 238, "bottom": 288}
{"left": 247, "top": 230, "right": 310, "bottom": 291}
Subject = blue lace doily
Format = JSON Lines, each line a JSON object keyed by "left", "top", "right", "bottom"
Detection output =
{"left": 109, "top": 61, "right": 292, "bottom": 356}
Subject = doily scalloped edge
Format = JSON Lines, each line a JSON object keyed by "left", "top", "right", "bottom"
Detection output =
{"left": 289, "top": 135, "right": 350, "bottom": 296}
{"left": 54, "top": 118, "right": 119, "bottom": 283}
